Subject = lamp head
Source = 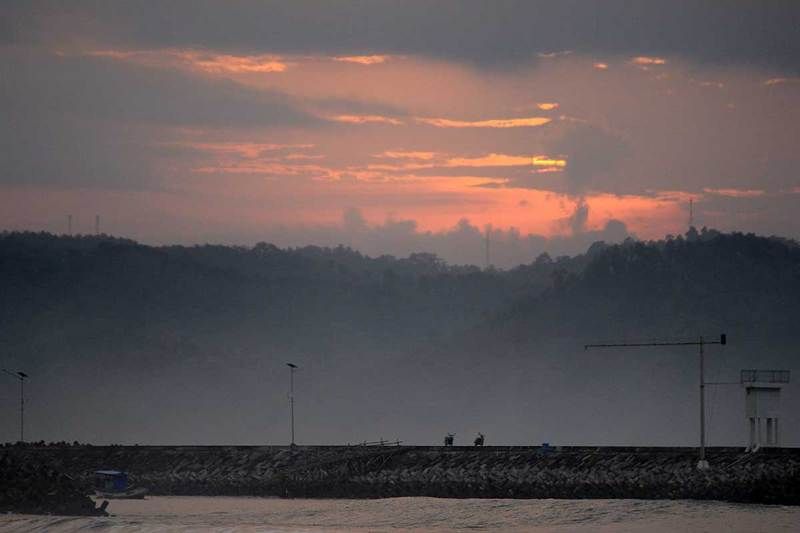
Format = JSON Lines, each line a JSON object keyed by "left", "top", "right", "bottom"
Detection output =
{"left": 286, "top": 363, "right": 297, "bottom": 369}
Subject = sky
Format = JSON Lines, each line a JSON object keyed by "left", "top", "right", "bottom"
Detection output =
{"left": 2, "top": 1, "right": 800, "bottom": 266}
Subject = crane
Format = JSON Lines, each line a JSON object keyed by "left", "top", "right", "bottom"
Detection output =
{"left": 585, "top": 334, "right": 726, "bottom": 470}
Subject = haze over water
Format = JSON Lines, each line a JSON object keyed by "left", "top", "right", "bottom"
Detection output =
{"left": 2, "top": 497, "right": 799, "bottom": 532}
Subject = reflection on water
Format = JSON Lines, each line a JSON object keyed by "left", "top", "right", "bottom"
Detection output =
{"left": 1, "top": 496, "right": 798, "bottom": 532}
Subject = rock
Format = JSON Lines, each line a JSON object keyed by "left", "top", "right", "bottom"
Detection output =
{"left": 3, "top": 445, "right": 799, "bottom": 504}
{"left": 0, "top": 454, "right": 107, "bottom": 516}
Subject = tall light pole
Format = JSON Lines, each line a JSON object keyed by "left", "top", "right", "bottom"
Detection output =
{"left": 585, "top": 334, "right": 726, "bottom": 470}
{"left": 286, "top": 363, "right": 297, "bottom": 446}
{"left": 2, "top": 369, "right": 28, "bottom": 442}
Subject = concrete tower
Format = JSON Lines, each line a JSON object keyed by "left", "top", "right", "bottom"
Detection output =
{"left": 741, "top": 369, "right": 790, "bottom": 451}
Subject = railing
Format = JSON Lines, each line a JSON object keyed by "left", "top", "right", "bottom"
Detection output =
{"left": 740, "top": 369, "right": 790, "bottom": 384}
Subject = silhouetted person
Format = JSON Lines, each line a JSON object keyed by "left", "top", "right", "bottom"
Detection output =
{"left": 444, "top": 433, "right": 454, "bottom": 446}
{"left": 474, "top": 433, "right": 484, "bottom": 446}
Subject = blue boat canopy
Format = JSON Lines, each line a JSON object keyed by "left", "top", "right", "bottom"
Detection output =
{"left": 94, "top": 470, "right": 129, "bottom": 492}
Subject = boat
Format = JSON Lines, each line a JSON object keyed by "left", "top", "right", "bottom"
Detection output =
{"left": 94, "top": 470, "right": 148, "bottom": 499}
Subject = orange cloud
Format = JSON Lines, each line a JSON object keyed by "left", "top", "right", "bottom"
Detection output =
{"left": 365, "top": 153, "right": 566, "bottom": 172}
{"left": 582, "top": 193, "right": 684, "bottom": 236}
{"left": 532, "top": 156, "right": 567, "bottom": 167}
{"left": 593, "top": 62, "right": 609, "bottom": 70}
{"left": 536, "top": 102, "right": 559, "bottom": 111}
{"left": 88, "top": 49, "right": 289, "bottom": 74}
{"left": 161, "top": 142, "right": 313, "bottom": 158}
{"left": 631, "top": 56, "right": 667, "bottom": 66}
{"left": 416, "top": 116, "right": 551, "bottom": 128}
{"left": 330, "top": 115, "right": 404, "bottom": 125}
{"left": 333, "top": 55, "right": 391, "bottom": 65}
{"left": 330, "top": 113, "right": 552, "bottom": 129}
{"left": 702, "top": 187, "right": 766, "bottom": 198}
{"left": 193, "top": 161, "right": 344, "bottom": 182}
{"left": 185, "top": 53, "right": 288, "bottom": 73}
{"left": 764, "top": 77, "right": 800, "bottom": 86}
{"left": 364, "top": 163, "right": 431, "bottom": 172}
{"left": 446, "top": 154, "right": 565, "bottom": 168}
{"left": 372, "top": 185, "right": 686, "bottom": 239}
{"left": 377, "top": 151, "right": 439, "bottom": 160}
{"left": 86, "top": 50, "right": 140, "bottom": 60}
{"left": 284, "top": 153, "right": 325, "bottom": 160}
{"left": 160, "top": 141, "right": 314, "bottom": 158}
{"left": 648, "top": 190, "right": 703, "bottom": 202}
{"left": 446, "top": 154, "right": 533, "bottom": 167}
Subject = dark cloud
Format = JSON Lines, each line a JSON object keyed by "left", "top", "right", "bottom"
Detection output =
{"left": 310, "top": 96, "right": 408, "bottom": 118}
{"left": 4, "top": 1, "right": 800, "bottom": 71}
{"left": 264, "top": 209, "right": 634, "bottom": 268}
{"left": 342, "top": 207, "right": 369, "bottom": 234}
{"left": 0, "top": 111, "right": 159, "bottom": 189}
{"left": 0, "top": 47, "right": 318, "bottom": 187}
{"left": 551, "top": 125, "right": 629, "bottom": 196}
{"left": 694, "top": 190, "right": 800, "bottom": 238}
{"left": 1, "top": 49, "right": 317, "bottom": 129}
{"left": 567, "top": 198, "right": 590, "bottom": 234}
{"left": 470, "top": 125, "right": 629, "bottom": 197}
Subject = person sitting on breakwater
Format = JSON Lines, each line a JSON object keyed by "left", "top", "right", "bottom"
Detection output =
{"left": 444, "top": 433, "right": 454, "bottom": 446}
{"left": 474, "top": 433, "right": 484, "bottom": 446}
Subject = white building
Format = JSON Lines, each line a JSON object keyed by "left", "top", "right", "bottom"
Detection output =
{"left": 742, "top": 369, "right": 790, "bottom": 450}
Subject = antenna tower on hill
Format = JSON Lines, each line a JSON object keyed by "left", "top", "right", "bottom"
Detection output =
{"left": 485, "top": 226, "right": 491, "bottom": 269}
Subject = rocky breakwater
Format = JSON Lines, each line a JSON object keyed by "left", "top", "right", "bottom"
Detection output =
{"left": 0, "top": 452, "right": 108, "bottom": 516}
{"left": 4, "top": 444, "right": 799, "bottom": 504}
{"left": 339, "top": 446, "right": 800, "bottom": 504}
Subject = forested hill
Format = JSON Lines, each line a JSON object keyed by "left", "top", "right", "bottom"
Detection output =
{"left": 0, "top": 229, "right": 798, "bottom": 446}
{"left": 489, "top": 228, "right": 800, "bottom": 344}
{"left": 0, "top": 231, "right": 571, "bottom": 363}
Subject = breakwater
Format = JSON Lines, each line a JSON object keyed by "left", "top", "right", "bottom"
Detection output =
{"left": 4, "top": 445, "right": 799, "bottom": 505}
{"left": 0, "top": 453, "right": 108, "bottom": 516}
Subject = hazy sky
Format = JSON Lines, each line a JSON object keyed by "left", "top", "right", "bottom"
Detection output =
{"left": 2, "top": 1, "right": 800, "bottom": 263}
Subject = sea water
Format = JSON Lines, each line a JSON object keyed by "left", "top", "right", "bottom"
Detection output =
{"left": 1, "top": 496, "right": 798, "bottom": 532}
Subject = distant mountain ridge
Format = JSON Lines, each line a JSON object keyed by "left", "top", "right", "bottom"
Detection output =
{"left": 491, "top": 228, "right": 800, "bottom": 343}
{"left": 0, "top": 229, "right": 798, "bottom": 445}
{"left": 2, "top": 228, "right": 799, "bottom": 355}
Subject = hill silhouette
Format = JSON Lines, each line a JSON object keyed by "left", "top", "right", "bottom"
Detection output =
{"left": 0, "top": 229, "right": 797, "bottom": 446}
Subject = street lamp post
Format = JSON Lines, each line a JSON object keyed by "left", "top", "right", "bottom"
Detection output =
{"left": 2, "top": 369, "right": 28, "bottom": 442}
{"left": 286, "top": 363, "right": 297, "bottom": 445}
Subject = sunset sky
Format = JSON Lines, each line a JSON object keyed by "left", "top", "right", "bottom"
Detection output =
{"left": 3, "top": 1, "right": 800, "bottom": 265}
